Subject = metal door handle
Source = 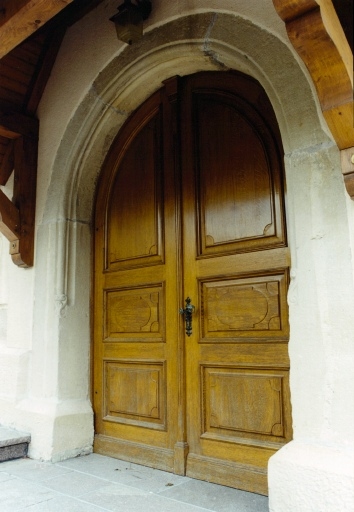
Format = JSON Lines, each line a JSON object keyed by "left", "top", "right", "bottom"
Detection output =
{"left": 179, "top": 297, "right": 195, "bottom": 336}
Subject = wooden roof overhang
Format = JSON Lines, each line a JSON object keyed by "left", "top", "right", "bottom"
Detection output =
{"left": 273, "top": 0, "right": 354, "bottom": 195}
{"left": 0, "top": 0, "right": 353, "bottom": 267}
{"left": 0, "top": 0, "right": 104, "bottom": 267}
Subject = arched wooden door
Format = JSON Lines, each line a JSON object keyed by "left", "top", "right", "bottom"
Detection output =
{"left": 93, "top": 71, "right": 292, "bottom": 495}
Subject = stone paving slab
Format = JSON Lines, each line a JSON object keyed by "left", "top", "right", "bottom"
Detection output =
{"left": 0, "top": 453, "right": 269, "bottom": 512}
{"left": 57, "top": 453, "right": 190, "bottom": 492}
{"left": 0, "top": 478, "right": 59, "bottom": 512}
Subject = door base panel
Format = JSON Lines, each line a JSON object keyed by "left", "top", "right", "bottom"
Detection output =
{"left": 94, "top": 434, "right": 175, "bottom": 473}
{"left": 186, "top": 453, "right": 268, "bottom": 496}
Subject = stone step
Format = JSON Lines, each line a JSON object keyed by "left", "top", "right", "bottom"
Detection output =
{"left": 0, "top": 426, "right": 31, "bottom": 462}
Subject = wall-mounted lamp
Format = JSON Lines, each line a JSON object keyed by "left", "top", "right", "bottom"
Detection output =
{"left": 110, "top": 0, "right": 152, "bottom": 45}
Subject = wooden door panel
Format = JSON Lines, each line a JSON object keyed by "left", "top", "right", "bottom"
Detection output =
{"left": 199, "top": 270, "right": 289, "bottom": 341}
{"left": 194, "top": 92, "right": 286, "bottom": 258}
{"left": 104, "top": 360, "right": 166, "bottom": 430}
{"left": 93, "top": 87, "right": 180, "bottom": 472}
{"left": 181, "top": 72, "right": 291, "bottom": 495}
{"left": 107, "top": 112, "right": 164, "bottom": 270}
{"left": 104, "top": 284, "right": 165, "bottom": 342}
{"left": 199, "top": 343, "right": 290, "bottom": 366}
{"left": 201, "top": 365, "right": 291, "bottom": 444}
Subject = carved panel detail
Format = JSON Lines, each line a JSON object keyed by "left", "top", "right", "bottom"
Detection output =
{"left": 201, "top": 366, "right": 288, "bottom": 442}
{"left": 104, "top": 284, "right": 164, "bottom": 341}
{"left": 104, "top": 360, "right": 166, "bottom": 430}
{"left": 107, "top": 113, "right": 164, "bottom": 270}
{"left": 200, "top": 272, "right": 288, "bottom": 341}
{"left": 194, "top": 94, "right": 285, "bottom": 257}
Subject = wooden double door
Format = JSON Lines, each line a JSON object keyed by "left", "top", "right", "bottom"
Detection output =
{"left": 93, "top": 71, "right": 292, "bottom": 495}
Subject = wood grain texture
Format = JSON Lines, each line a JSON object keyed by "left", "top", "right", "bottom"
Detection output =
{"left": 93, "top": 85, "right": 181, "bottom": 472}
{"left": 200, "top": 271, "right": 289, "bottom": 340}
{"left": 273, "top": 0, "right": 354, "bottom": 196}
{"left": 196, "top": 98, "right": 276, "bottom": 253}
{"left": 104, "top": 360, "right": 166, "bottom": 430}
{"left": 186, "top": 453, "right": 268, "bottom": 496}
{"left": 104, "top": 285, "right": 164, "bottom": 341}
{"left": 94, "top": 434, "right": 175, "bottom": 473}
{"left": 0, "top": 110, "right": 38, "bottom": 266}
{"left": 0, "top": 188, "right": 20, "bottom": 241}
{"left": 11, "top": 135, "right": 38, "bottom": 266}
{"left": 0, "top": 138, "right": 14, "bottom": 185}
{"left": 0, "top": 109, "right": 38, "bottom": 138}
{"left": 0, "top": 0, "right": 73, "bottom": 58}
{"left": 181, "top": 72, "right": 291, "bottom": 494}
{"left": 107, "top": 112, "right": 163, "bottom": 270}
{"left": 201, "top": 366, "right": 290, "bottom": 441}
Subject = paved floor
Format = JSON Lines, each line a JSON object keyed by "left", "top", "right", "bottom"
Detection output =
{"left": 0, "top": 453, "right": 269, "bottom": 511}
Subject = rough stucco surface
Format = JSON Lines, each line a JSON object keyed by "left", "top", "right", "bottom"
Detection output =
{"left": 0, "top": 2, "right": 353, "bottom": 510}
{"left": 269, "top": 441, "right": 354, "bottom": 511}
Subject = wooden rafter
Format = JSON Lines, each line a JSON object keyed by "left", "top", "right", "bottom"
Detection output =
{"left": 0, "top": 139, "right": 14, "bottom": 185}
{"left": 0, "top": 0, "right": 74, "bottom": 58}
{"left": 0, "top": 110, "right": 38, "bottom": 267}
{"left": 0, "top": 189, "right": 20, "bottom": 241}
{"left": 0, "top": 0, "right": 105, "bottom": 267}
{"left": 273, "top": 0, "right": 354, "bottom": 198}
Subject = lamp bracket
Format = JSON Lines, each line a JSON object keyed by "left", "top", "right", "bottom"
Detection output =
{"left": 136, "top": 0, "right": 151, "bottom": 21}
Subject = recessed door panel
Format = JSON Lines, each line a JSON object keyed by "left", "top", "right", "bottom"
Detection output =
{"left": 104, "top": 360, "right": 167, "bottom": 430}
{"left": 201, "top": 365, "right": 290, "bottom": 443}
{"left": 199, "top": 271, "right": 289, "bottom": 341}
{"left": 104, "top": 285, "right": 164, "bottom": 342}
{"left": 107, "top": 112, "right": 164, "bottom": 270}
{"left": 194, "top": 93, "right": 286, "bottom": 258}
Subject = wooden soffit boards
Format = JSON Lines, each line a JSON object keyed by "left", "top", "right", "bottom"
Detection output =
{"left": 272, "top": 0, "right": 354, "bottom": 198}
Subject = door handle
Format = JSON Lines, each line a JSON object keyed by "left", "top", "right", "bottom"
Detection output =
{"left": 179, "top": 297, "right": 195, "bottom": 337}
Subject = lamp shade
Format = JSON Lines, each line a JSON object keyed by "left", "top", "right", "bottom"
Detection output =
{"left": 110, "top": 0, "right": 144, "bottom": 45}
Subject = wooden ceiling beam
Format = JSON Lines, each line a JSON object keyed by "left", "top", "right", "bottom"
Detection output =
{"left": 0, "top": 0, "right": 105, "bottom": 267}
{"left": 0, "top": 111, "right": 38, "bottom": 267}
{"left": 0, "top": 0, "right": 74, "bottom": 58}
{"left": 0, "top": 188, "right": 20, "bottom": 242}
{"left": 273, "top": 0, "right": 354, "bottom": 198}
{"left": 0, "top": 109, "right": 39, "bottom": 138}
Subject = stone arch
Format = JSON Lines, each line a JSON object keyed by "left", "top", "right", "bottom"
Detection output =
{"left": 45, "top": 12, "right": 330, "bottom": 225}
{"left": 30, "top": 11, "right": 335, "bottom": 461}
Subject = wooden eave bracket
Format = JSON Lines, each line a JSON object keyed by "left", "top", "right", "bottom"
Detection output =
{"left": 0, "top": 110, "right": 38, "bottom": 267}
{"left": 272, "top": 0, "right": 354, "bottom": 198}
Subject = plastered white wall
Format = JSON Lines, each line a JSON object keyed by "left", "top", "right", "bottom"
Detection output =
{"left": 0, "top": 176, "right": 33, "bottom": 406}
{"left": 0, "top": 1, "right": 353, "bottom": 510}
